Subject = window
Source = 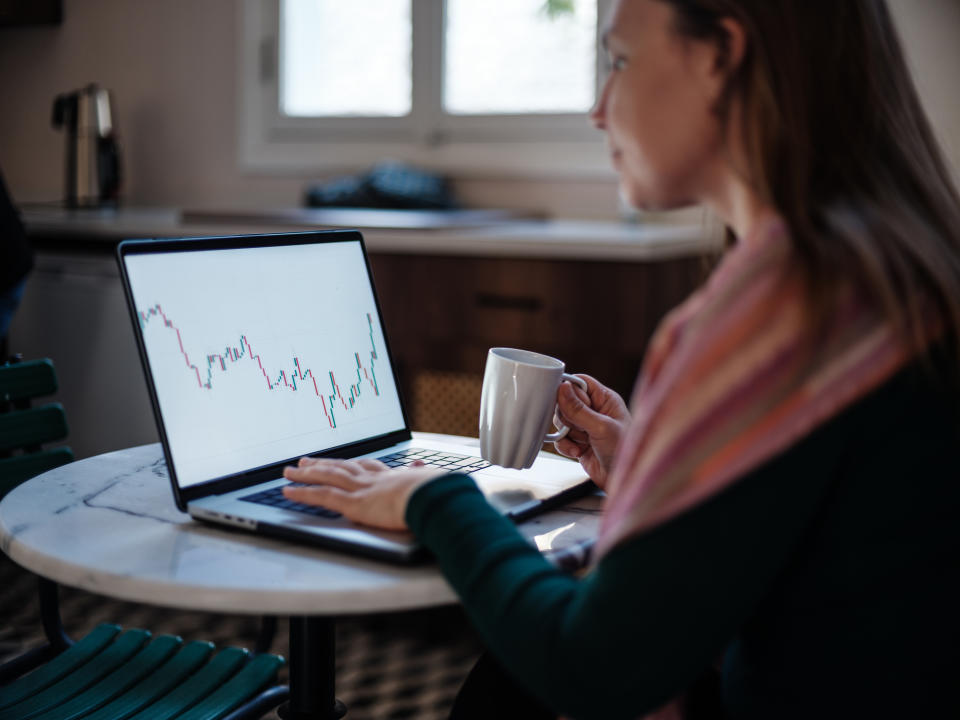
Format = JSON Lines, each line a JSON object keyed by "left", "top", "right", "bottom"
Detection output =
{"left": 281, "top": 1, "right": 412, "bottom": 118}
{"left": 443, "top": 0, "right": 597, "bottom": 116}
{"left": 240, "top": 0, "right": 614, "bottom": 176}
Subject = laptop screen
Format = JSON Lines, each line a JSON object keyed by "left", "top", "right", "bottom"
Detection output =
{"left": 121, "top": 235, "right": 407, "bottom": 489}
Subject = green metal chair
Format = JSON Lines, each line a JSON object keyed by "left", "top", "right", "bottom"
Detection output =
{"left": 0, "top": 356, "right": 288, "bottom": 719}
{"left": 0, "top": 357, "right": 73, "bottom": 500}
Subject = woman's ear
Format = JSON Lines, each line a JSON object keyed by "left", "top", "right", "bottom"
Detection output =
{"left": 693, "top": 16, "right": 747, "bottom": 106}
{"left": 686, "top": 15, "right": 748, "bottom": 101}
{"left": 715, "top": 16, "right": 747, "bottom": 76}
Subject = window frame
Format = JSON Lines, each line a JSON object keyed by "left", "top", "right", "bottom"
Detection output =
{"left": 238, "top": 0, "right": 616, "bottom": 177}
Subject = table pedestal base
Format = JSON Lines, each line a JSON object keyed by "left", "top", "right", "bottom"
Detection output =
{"left": 280, "top": 616, "right": 347, "bottom": 720}
{"left": 278, "top": 700, "right": 346, "bottom": 720}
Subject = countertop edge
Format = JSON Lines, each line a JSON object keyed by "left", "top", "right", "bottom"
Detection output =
{"left": 21, "top": 207, "right": 723, "bottom": 262}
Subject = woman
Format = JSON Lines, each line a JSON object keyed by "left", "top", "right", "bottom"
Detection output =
{"left": 283, "top": 1, "right": 960, "bottom": 717}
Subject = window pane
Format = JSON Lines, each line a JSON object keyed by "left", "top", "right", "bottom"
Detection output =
{"left": 444, "top": 0, "right": 596, "bottom": 115}
{"left": 281, "top": 0, "right": 411, "bottom": 117}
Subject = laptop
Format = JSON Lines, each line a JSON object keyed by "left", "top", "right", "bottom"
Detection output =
{"left": 117, "top": 230, "right": 592, "bottom": 563}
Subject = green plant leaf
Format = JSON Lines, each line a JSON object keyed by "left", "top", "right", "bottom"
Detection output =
{"left": 542, "top": 0, "right": 575, "bottom": 20}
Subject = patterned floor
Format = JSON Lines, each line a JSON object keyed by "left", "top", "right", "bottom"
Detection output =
{"left": 0, "top": 553, "right": 482, "bottom": 719}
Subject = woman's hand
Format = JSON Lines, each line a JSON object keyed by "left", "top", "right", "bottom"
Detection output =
{"left": 553, "top": 375, "right": 630, "bottom": 491}
{"left": 282, "top": 457, "right": 446, "bottom": 531}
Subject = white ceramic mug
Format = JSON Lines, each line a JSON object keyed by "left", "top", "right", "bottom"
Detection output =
{"left": 479, "top": 348, "right": 588, "bottom": 469}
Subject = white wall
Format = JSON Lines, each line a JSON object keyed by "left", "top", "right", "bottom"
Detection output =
{"left": 0, "top": 0, "right": 957, "bottom": 219}
{"left": 888, "top": 0, "right": 960, "bottom": 179}
{"left": 0, "top": 1, "right": 306, "bottom": 210}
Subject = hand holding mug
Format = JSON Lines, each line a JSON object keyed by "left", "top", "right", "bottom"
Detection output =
{"left": 554, "top": 375, "right": 630, "bottom": 491}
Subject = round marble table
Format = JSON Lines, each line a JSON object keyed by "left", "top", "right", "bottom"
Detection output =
{"left": 0, "top": 437, "right": 602, "bottom": 719}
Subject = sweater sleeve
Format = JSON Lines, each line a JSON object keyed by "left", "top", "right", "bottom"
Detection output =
{"left": 405, "top": 410, "right": 849, "bottom": 720}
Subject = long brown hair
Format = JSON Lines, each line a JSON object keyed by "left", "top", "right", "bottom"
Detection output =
{"left": 661, "top": 0, "right": 960, "bottom": 384}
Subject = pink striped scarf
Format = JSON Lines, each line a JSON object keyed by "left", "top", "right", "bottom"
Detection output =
{"left": 597, "top": 215, "right": 920, "bottom": 558}
{"left": 593, "top": 215, "right": 927, "bottom": 719}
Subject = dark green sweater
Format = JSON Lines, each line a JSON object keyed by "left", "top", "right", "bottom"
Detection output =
{"left": 406, "top": 362, "right": 960, "bottom": 719}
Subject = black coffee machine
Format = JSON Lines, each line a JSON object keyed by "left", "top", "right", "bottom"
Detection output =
{"left": 52, "top": 84, "right": 122, "bottom": 208}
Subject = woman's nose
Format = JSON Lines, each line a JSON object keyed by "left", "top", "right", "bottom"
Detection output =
{"left": 590, "top": 79, "right": 610, "bottom": 130}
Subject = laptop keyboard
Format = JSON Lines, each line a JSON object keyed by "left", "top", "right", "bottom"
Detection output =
{"left": 239, "top": 448, "right": 490, "bottom": 517}
{"left": 376, "top": 448, "right": 492, "bottom": 472}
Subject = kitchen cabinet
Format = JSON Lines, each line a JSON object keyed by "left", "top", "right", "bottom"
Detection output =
{"left": 9, "top": 252, "right": 158, "bottom": 457}
{"left": 369, "top": 252, "right": 705, "bottom": 436}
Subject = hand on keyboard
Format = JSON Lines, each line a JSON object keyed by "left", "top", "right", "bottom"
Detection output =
{"left": 281, "top": 456, "right": 449, "bottom": 531}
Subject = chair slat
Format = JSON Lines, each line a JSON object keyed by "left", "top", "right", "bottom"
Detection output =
{"left": 176, "top": 653, "right": 286, "bottom": 720}
{"left": 30, "top": 635, "right": 182, "bottom": 720}
{"left": 0, "top": 448, "right": 75, "bottom": 499}
{"left": 0, "top": 624, "right": 121, "bottom": 710}
{"left": 2, "top": 629, "right": 150, "bottom": 720}
{"left": 0, "top": 404, "right": 69, "bottom": 453}
{"left": 79, "top": 641, "right": 214, "bottom": 720}
{"left": 0, "top": 360, "right": 58, "bottom": 403}
{"left": 125, "top": 647, "right": 249, "bottom": 720}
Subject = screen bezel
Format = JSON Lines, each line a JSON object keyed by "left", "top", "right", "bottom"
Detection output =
{"left": 117, "top": 230, "right": 413, "bottom": 511}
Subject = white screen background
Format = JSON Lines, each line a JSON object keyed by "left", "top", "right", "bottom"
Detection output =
{"left": 124, "top": 240, "right": 406, "bottom": 488}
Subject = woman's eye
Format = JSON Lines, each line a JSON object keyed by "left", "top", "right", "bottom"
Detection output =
{"left": 607, "top": 55, "right": 628, "bottom": 72}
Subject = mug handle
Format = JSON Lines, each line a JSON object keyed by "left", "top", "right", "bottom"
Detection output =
{"left": 544, "top": 374, "right": 589, "bottom": 442}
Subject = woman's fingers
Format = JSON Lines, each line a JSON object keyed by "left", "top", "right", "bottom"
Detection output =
{"left": 297, "top": 457, "right": 387, "bottom": 474}
{"left": 554, "top": 436, "right": 587, "bottom": 459}
{"left": 282, "top": 483, "right": 353, "bottom": 512}
{"left": 555, "top": 410, "right": 590, "bottom": 444}
{"left": 283, "top": 462, "right": 363, "bottom": 490}
{"left": 568, "top": 379, "right": 593, "bottom": 408}
{"left": 557, "top": 382, "right": 608, "bottom": 435}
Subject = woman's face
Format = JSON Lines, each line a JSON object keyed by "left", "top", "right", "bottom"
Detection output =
{"left": 592, "top": 0, "right": 727, "bottom": 211}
